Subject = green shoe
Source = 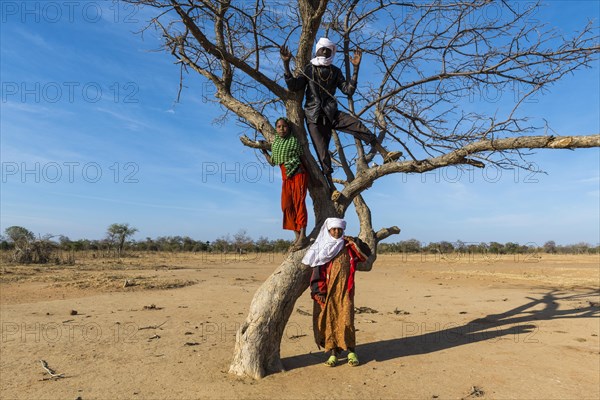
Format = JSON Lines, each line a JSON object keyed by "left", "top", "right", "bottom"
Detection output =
{"left": 324, "top": 355, "right": 338, "bottom": 367}
{"left": 347, "top": 352, "right": 359, "bottom": 367}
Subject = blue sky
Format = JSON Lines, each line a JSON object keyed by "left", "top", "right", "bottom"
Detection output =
{"left": 1, "top": 1, "right": 598, "bottom": 246}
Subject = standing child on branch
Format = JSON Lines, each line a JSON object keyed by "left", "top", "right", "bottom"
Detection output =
{"left": 262, "top": 117, "right": 309, "bottom": 250}
{"left": 281, "top": 37, "right": 401, "bottom": 192}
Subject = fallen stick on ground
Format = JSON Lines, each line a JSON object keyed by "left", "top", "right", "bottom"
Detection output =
{"left": 138, "top": 321, "right": 167, "bottom": 330}
{"left": 39, "top": 360, "right": 64, "bottom": 381}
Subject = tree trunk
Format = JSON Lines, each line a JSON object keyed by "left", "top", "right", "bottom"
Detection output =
{"left": 228, "top": 177, "right": 401, "bottom": 378}
{"left": 228, "top": 251, "right": 312, "bottom": 379}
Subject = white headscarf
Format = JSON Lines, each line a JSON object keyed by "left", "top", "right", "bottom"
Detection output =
{"left": 302, "top": 218, "right": 346, "bottom": 267}
{"left": 310, "top": 37, "right": 336, "bottom": 67}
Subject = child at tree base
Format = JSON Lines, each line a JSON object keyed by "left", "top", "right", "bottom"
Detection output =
{"left": 302, "top": 217, "right": 370, "bottom": 367}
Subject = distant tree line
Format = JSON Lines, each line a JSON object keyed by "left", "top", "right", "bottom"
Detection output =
{"left": 1, "top": 225, "right": 598, "bottom": 265}
{"left": 0, "top": 225, "right": 294, "bottom": 264}
{"left": 378, "top": 239, "right": 600, "bottom": 255}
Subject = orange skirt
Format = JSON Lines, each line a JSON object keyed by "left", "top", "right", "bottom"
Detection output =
{"left": 280, "top": 165, "right": 308, "bottom": 231}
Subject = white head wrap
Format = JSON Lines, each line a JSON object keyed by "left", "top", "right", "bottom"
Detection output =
{"left": 310, "top": 37, "right": 336, "bottom": 67}
{"left": 302, "top": 217, "right": 346, "bottom": 267}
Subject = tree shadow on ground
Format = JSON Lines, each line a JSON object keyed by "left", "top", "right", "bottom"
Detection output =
{"left": 282, "top": 289, "right": 599, "bottom": 371}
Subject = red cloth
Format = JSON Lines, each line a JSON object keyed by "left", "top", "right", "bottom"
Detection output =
{"left": 280, "top": 165, "right": 308, "bottom": 231}
{"left": 310, "top": 239, "right": 367, "bottom": 301}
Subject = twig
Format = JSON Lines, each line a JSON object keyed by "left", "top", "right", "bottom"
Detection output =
{"left": 138, "top": 321, "right": 167, "bottom": 330}
{"left": 289, "top": 334, "right": 307, "bottom": 340}
{"left": 39, "top": 360, "right": 64, "bottom": 380}
{"left": 143, "top": 304, "right": 163, "bottom": 310}
{"left": 463, "top": 386, "right": 485, "bottom": 399}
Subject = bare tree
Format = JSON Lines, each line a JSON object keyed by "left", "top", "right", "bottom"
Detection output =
{"left": 4, "top": 226, "right": 57, "bottom": 264}
{"left": 5, "top": 226, "right": 35, "bottom": 263}
{"left": 233, "top": 229, "right": 254, "bottom": 253}
{"left": 106, "top": 223, "right": 138, "bottom": 258}
{"left": 127, "top": 0, "right": 599, "bottom": 378}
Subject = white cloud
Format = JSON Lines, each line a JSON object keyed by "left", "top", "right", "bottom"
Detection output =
{"left": 577, "top": 176, "right": 600, "bottom": 184}
{"left": 464, "top": 213, "right": 537, "bottom": 227}
{"left": 15, "top": 29, "right": 51, "bottom": 49}
{"left": 587, "top": 189, "right": 600, "bottom": 198}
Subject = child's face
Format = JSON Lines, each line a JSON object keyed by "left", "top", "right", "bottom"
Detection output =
{"left": 276, "top": 119, "right": 290, "bottom": 138}
{"left": 316, "top": 47, "right": 332, "bottom": 58}
{"left": 329, "top": 228, "right": 343, "bottom": 239}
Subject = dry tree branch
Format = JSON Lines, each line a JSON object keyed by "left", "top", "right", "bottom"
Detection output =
{"left": 338, "top": 134, "right": 600, "bottom": 210}
{"left": 138, "top": 321, "right": 168, "bottom": 330}
{"left": 39, "top": 360, "right": 65, "bottom": 381}
{"left": 170, "top": 0, "right": 288, "bottom": 100}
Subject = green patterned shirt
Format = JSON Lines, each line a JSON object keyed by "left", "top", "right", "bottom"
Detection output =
{"left": 271, "top": 133, "right": 302, "bottom": 177}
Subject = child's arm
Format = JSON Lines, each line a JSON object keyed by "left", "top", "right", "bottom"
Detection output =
{"left": 281, "top": 46, "right": 308, "bottom": 92}
{"left": 259, "top": 143, "right": 275, "bottom": 166}
{"left": 337, "top": 50, "right": 361, "bottom": 96}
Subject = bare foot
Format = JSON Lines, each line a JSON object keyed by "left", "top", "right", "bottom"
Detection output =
{"left": 289, "top": 236, "right": 309, "bottom": 252}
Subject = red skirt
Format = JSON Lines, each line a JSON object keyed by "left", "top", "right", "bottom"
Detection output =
{"left": 280, "top": 165, "right": 308, "bottom": 231}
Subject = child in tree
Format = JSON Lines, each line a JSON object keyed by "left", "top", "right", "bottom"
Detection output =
{"left": 281, "top": 38, "right": 401, "bottom": 192}
{"left": 262, "top": 117, "right": 308, "bottom": 249}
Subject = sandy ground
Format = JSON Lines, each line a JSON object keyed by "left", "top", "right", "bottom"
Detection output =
{"left": 1, "top": 252, "right": 599, "bottom": 400}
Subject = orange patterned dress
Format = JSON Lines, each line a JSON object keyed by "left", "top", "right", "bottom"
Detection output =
{"left": 310, "top": 238, "right": 368, "bottom": 351}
